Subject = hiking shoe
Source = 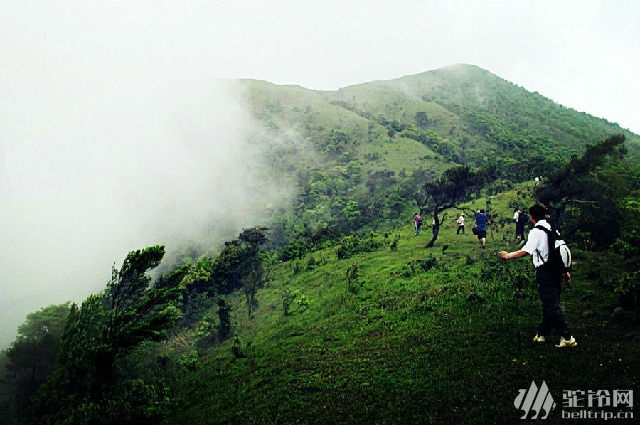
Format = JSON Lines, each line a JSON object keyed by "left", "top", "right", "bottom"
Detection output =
{"left": 533, "top": 334, "right": 546, "bottom": 343}
{"left": 556, "top": 336, "right": 577, "bottom": 348}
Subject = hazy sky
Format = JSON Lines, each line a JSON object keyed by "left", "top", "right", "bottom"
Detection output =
{"left": 1, "top": 0, "right": 638, "bottom": 348}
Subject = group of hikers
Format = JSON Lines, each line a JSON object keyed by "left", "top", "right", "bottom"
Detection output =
{"left": 412, "top": 209, "right": 490, "bottom": 248}
{"left": 412, "top": 203, "right": 577, "bottom": 349}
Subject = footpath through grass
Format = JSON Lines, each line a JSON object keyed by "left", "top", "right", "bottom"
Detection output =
{"left": 164, "top": 218, "right": 639, "bottom": 424}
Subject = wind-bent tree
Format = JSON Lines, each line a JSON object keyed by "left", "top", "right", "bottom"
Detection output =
{"left": 415, "top": 165, "right": 496, "bottom": 247}
{"left": 27, "top": 245, "right": 185, "bottom": 424}
{"left": 99, "top": 245, "right": 183, "bottom": 389}
{"left": 158, "top": 257, "right": 216, "bottom": 329}
{"left": 212, "top": 227, "right": 269, "bottom": 318}
{"left": 535, "top": 134, "right": 631, "bottom": 247}
{"left": 238, "top": 227, "right": 269, "bottom": 318}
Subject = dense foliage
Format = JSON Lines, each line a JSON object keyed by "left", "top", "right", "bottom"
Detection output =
{"left": 535, "top": 134, "right": 635, "bottom": 247}
{"left": 22, "top": 246, "right": 184, "bottom": 424}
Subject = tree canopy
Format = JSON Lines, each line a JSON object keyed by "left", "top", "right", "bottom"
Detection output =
{"left": 536, "top": 134, "right": 633, "bottom": 247}
{"left": 416, "top": 165, "right": 497, "bottom": 247}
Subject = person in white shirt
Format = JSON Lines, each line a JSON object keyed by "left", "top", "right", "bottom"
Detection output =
{"left": 514, "top": 208, "right": 526, "bottom": 243}
{"left": 499, "top": 204, "right": 577, "bottom": 348}
{"left": 456, "top": 214, "right": 465, "bottom": 234}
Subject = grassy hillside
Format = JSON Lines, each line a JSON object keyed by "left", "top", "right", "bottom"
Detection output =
{"left": 337, "top": 64, "right": 640, "bottom": 160}
{"left": 247, "top": 64, "right": 640, "bottom": 170}
{"left": 3, "top": 65, "right": 638, "bottom": 425}
{"left": 161, "top": 184, "right": 639, "bottom": 424}
{"left": 161, "top": 68, "right": 639, "bottom": 423}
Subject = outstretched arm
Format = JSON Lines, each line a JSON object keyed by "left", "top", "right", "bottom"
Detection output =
{"left": 499, "top": 250, "right": 528, "bottom": 260}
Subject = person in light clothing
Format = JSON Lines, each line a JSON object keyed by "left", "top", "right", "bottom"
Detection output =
{"left": 456, "top": 213, "right": 465, "bottom": 234}
{"left": 499, "top": 204, "right": 577, "bottom": 348}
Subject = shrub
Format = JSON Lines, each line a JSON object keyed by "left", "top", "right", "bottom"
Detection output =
{"left": 282, "top": 288, "right": 310, "bottom": 315}
{"left": 615, "top": 271, "right": 640, "bottom": 310}
{"left": 346, "top": 263, "right": 362, "bottom": 294}
{"left": 336, "top": 235, "right": 384, "bottom": 260}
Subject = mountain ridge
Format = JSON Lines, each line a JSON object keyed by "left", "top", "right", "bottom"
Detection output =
{"left": 245, "top": 64, "right": 638, "bottom": 166}
{"left": 240, "top": 64, "right": 638, "bottom": 247}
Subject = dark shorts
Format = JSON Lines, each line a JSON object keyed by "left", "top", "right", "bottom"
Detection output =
{"left": 476, "top": 229, "right": 486, "bottom": 239}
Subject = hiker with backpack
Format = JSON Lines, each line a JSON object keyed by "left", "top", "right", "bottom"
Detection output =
{"left": 499, "top": 204, "right": 577, "bottom": 348}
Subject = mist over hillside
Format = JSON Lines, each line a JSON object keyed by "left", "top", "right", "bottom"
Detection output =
{"left": 0, "top": 78, "right": 296, "bottom": 349}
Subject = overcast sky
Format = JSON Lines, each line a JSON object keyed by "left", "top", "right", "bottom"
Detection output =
{"left": 1, "top": 0, "right": 638, "bottom": 348}
{"left": 3, "top": 0, "right": 639, "bottom": 130}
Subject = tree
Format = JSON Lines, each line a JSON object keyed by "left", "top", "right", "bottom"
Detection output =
{"left": 535, "top": 134, "right": 630, "bottom": 247}
{"left": 238, "top": 227, "right": 269, "bottom": 318}
{"left": 341, "top": 199, "right": 361, "bottom": 232}
{"left": 27, "top": 245, "right": 185, "bottom": 424}
{"left": 212, "top": 240, "right": 246, "bottom": 294}
{"left": 216, "top": 298, "right": 232, "bottom": 340}
{"left": 212, "top": 227, "right": 269, "bottom": 317}
{"left": 323, "top": 129, "right": 351, "bottom": 158}
{"left": 415, "top": 111, "right": 430, "bottom": 129}
{"left": 4, "top": 303, "right": 71, "bottom": 422}
{"left": 416, "top": 165, "right": 496, "bottom": 247}
{"left": 98, "top": 245, "right": 182, "bottom": 390}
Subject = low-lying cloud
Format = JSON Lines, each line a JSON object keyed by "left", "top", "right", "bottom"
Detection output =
{"left": 0, "top": 74, "right": 294, "bottom": 349}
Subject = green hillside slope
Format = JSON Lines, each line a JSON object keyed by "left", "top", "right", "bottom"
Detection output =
{"left": 247, "top": 64, "right": 639, "bottom": 171}
{"left": 157, "top": 64, "right": 640, "bottom": 422}
{"left": 162, "top": 186, "right": 638, "bottom": 424}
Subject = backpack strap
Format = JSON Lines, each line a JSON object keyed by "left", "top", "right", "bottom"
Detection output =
{"left": 533, "top": 224, "right": 554, "bottom": 265}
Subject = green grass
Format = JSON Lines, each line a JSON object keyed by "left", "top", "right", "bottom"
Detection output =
{"left": 161, "top": 193, "right": 639, "bottom": 425}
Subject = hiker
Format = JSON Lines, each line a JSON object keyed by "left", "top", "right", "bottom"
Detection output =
{"left": 456, "top": 213, "right": 465, "bottom": 234}
{"left": 514, "top": 208, "right": 526, "bottom": 243}
{"left": 474, "top": 209, "right": 488, "bottom": 248}
{"left": 499, "top": 204, "right": 577, "bottom": 348}
{"left": 413, "top": 213, "right": 423, "bottom": 236}
{"left": 425, "top": 213, "right": 445, "bottom": 248}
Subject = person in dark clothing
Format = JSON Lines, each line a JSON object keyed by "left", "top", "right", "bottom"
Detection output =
{"left": 425, "top": 213, "right": 446, "bottom": 248}
{"left": 474, "top": 209, "right": 488, "bottom": 248}
{"left": 515, "top": 208, "right": 527, "bottom": 243}
{"left": 499, "top": 204, "right": 577, "bottom": 348}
